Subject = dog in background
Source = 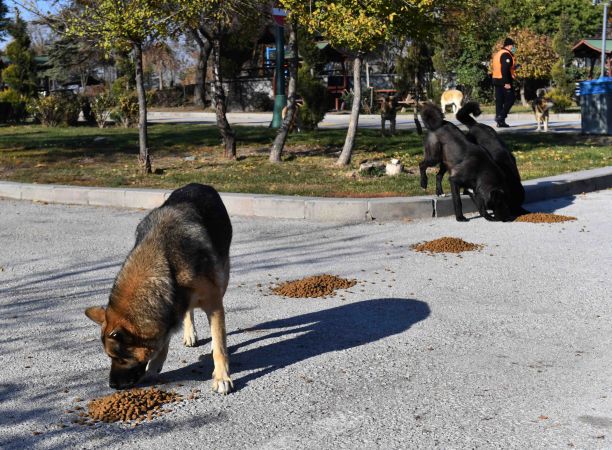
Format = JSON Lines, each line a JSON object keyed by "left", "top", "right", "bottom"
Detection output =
{"left": 419, "top": 102, "right": 513, "bottom": 222}
{"left": 380, "top": 94, "right": 398, "bottom": 135}
{"left": 532, "top": 88, "right": 554, "bottom": 132}
{"left": 456, "top": 101, "right": 528, "bottom": 215}
{"left": 440, "top": 89, "right": 463, "bottom": 114}
{"left": 85, "top": 183, "right": 234, "bottom": 394}
{"left": 281, "top": 98, "right": 303, "bottom": 133}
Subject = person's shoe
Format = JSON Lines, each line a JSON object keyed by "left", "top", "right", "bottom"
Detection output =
{"left": 496, "top": 120, "right": 510, "bottom": 128}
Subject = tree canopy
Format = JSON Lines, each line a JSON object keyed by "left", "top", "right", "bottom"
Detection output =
{"left": 3, "top": 10, "right": 37, "bottom": 96}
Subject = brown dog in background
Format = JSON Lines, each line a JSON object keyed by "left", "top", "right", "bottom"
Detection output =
{"left": 440, "top": 89, "right": 463, "bottom": 114}
{"left": 85, "top": 183, "right": 233, "bottom": 394}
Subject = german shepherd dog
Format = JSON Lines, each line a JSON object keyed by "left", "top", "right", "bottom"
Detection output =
{"left": 532, "top": 88, "right": 553, "bottom": 132}
{"left": 380, "top": 94, "right": 398, "bottom": 135}
{"left": 85, "top": 183, "right": 233, "bottom": 394}
{"left": 456, "top": 101, "right": 528, "bottom": 215}
{"left": 419, "top": 102, "right": 513, "bottom": 222}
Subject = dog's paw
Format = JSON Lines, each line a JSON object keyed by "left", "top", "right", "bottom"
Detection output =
{"left": 183, "top": 329, "right": 198, "bottom": 347}
{"left": 212, "top": 373, "right": 233, "bottom": 395}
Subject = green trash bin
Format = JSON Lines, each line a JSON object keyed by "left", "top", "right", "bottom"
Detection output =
{"left": 580, "top": 77, "right": 612, "bottom": 134}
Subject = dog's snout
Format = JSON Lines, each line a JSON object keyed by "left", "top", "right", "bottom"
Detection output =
{"left": 109, "top": 362, "right": 147, "bottom": 390}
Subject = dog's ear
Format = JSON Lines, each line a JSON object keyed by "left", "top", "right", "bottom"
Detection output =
{"left": 85, "top": 306, "right": 106, "bottom": 325}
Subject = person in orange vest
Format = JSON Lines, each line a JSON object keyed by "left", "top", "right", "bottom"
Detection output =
{"left": 492, "top": 37, "right": 518, "bottom": 128}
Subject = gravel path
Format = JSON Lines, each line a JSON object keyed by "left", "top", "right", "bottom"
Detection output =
{"left": 0, "top": 190, "right": 610, "bottom": 449}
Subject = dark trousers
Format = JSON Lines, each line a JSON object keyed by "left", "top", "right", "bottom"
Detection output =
{"left": 494, "top": 84, "right": 515, "bottom": 121}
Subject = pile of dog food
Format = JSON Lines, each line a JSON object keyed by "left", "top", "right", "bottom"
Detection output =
{"left": 85, "top": 387, "right": 182, "bottom": 424}
{"left": 272, "top": 275, "right": 357, "bottom": 298}
{"left": 412, "top": 237, "right": 483, "bottom": 254}
{"left": 514, "top": 213, "right": 576, "bottom": 223}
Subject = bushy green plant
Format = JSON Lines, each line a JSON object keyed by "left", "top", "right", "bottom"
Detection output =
{"left": 111, "top": 76, "right": 131, "bottom": 97}
{"left": 29, "top": 92, "right": 81, "bottom": 127}
{"left": 0, "top": 89, "right": 28, "bottom": 123}
{"left": 150, "top": 87, "right": 185, "bottom": 108}
{"left": 29, "top": 95, "right": 64, "bottom": 127}
{"left": 90, "top": 92, "right": 116, "bottom": 128}
{"left": 297, "top": 67, "right": 329, "bottom": 130}
{"left": 61, "top": 93, "right": 81, "bottom": 126}
{"left": 79, "top": 95, "right": 95, "bottom": 124}
{"left": 111, "top": 92, "right": 139, "bottom": 128}
{"left": 340, "top": 89, "right": 353, "bottom": 110}
{"left": 249, "top": 92, "right": 273, "bottom": 112}
{"left": 547, "top": 88, "right": 573, "bottom": 113}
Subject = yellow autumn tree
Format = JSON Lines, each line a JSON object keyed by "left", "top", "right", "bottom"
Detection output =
{"left": 65, "top": 0, "right": 180, "bottom": 174}
{"left": 493, "top": 29, "right": 557, "bottom": 106}
{"left": 279, "top": 0, "right": 441, "bottom": 166}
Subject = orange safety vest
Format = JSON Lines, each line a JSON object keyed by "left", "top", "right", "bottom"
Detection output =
{"left": 491, "top": 49, "right": 516, "bottom": 80}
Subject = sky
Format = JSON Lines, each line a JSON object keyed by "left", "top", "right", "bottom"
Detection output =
{"left": 2, "top": 0, "right": 59, "bottom": 48}
{"left": 7, "top": 0, "right": 58, "bottom": 20}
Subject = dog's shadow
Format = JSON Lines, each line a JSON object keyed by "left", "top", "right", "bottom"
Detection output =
{"left": 159, "top": 298, "right": 429, "bottom": 390}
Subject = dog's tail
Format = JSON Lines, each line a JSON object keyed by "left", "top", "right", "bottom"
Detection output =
{"left": 456, "top": 101, "right": 481, "bottom": 129}
{"left": 420, "top": 102, "right": 445, "bottom": 131}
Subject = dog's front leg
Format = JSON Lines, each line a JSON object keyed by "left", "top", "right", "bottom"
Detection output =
{"left": 146, "top": 339, "right": 170, "bottom": 375}
{"left": 205, "top": 306, "right": 233, "bottom": 394}
{"left": 450, "top": 179, "right": 468, "bottom": 222}
{"left": 544, "top": 117, "right": 548, "bottom": 132}
{"left": 183, "top": 309, "right": 198, "bottom": 347}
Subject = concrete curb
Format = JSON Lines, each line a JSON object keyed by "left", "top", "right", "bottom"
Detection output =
{"left": 1, "top": 166, "right": 611, "bottom": 222}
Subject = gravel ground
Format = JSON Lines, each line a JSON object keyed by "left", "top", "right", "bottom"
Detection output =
{"left": 147, "top": 110, "right": 582, "bottom": 133}
{"left": 0, "top": 190, "right": 610, "bottom": 449}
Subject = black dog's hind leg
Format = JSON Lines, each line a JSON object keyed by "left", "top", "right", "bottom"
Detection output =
{"left": 450, "top": 179, "right": 468, "bottom": 222}
{"left": 419, "top": 160, "right": 433, "bottom": 189}
{"left": 435, "top": 164, "right": 447, "bottom": 196}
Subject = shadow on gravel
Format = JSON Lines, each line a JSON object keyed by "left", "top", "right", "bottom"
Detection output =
{"left": 161, "top": 298, "right": 430, "bottom": 390}
{"left": 524, "top": 190, "right": 576, "bottom": 213}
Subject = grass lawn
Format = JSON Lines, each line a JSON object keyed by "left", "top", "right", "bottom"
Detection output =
{"left": 0, "top": 123, "right": 610, "bottom": 197}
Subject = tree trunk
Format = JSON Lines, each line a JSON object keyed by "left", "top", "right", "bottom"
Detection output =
{"left": 134, "top": 42, "right": 151, "bottom": 174}
{"left": 337, "top": 54, "right": 362, "bottom": 166}
{"left": 158, "top": 67, "right": 164, "bottom": 90}
{"left": 211, "top": 36, "right": 236, "bottom": 159}
{"left": 270, "top": 21, "right": 298, "bottom": 163}
{"left": 193, "top": 30, "right": 213, "bottom": 108}
{"left": 80, "top": 71, "right": 88, "bottom": 91}
{"left": 520, "top": 81, "right": 528, "bottom": 106}
{"left": 413, "top": 71, "right": 423, "bottom": 135}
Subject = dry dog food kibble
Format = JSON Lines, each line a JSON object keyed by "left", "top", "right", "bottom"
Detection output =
{"left": 412, "top": 237, "right": 483, "bottom": 253}
{"left": 86, "top": 387, "right": 182, "bottom": 423}
{"left": 514, "top": 213, "right": 576, "bottom": 223}
{"left": 272, "top": 275, "right": 357, "bottom": 298}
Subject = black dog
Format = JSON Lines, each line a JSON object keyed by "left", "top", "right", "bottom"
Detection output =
{"left": 419, "top": 102, "right": 513, "bottom": 222}
{"left": 456, "top": 101, "right": 528, "bottom": 215}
